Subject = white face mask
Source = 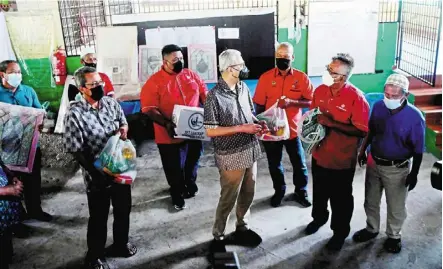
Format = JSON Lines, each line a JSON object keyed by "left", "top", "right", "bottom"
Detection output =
{"left": 383, "top": 96, "right": 404, "bottom": 110}
{"left": 6, "top": 73, "right": 22, "bottom": 88}
{"left": 322, "top": 71, "right": 335, "bottom": 87}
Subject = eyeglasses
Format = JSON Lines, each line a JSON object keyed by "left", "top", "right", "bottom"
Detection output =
{"left": 230, "top": 63, "right": 245, "bottom": 70}
{"left": 325, "top": 65, "right": 347, "bottom": 77}
{"left": 84, "top": 81, "right": 105, "bottom": 88}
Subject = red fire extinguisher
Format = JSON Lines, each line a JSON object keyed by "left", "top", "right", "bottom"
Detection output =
{"left": 52, "top": 46, "right": 67, "bottom": 86}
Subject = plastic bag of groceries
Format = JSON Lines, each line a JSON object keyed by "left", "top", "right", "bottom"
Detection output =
{"left": 256, "top": 102, "right": 290, "bottom": 141}
{"left": 296, "top": 108, "right": 326, "bottom": 154}
{"left": 94, "top": 134, "right": 137, "bottom": 185}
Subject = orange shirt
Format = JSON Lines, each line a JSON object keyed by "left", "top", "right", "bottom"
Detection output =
{"left": 253, "top": 68, "right": 314, "bottom": 139}
{"left": 140, "top": 68, "right": 208, "bottom": 144}
{"left": 310, "top": 83, "right": 369, "bottom": 170}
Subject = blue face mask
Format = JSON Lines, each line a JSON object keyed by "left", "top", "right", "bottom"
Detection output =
{"left": 6, "top": 73, "right": 22, "bottom": 88}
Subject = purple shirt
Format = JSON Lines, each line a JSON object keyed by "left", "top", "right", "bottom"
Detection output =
{"left": 370, "top": 100, "right": 425, "bottom": 160}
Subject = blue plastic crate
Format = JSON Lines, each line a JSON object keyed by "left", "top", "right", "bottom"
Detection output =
{"left": 365, "top": 92, "right": 384, "bottom": 116}
{"left": 119, "top": 101, "right": 141, "bottom": 116}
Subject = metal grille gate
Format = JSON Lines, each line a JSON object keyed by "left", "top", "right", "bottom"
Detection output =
{"left": 58, "top": 0, "right": 279, "bottom": 57}
{"left": 396, "top": 0, "right": 442, "bottom": 86}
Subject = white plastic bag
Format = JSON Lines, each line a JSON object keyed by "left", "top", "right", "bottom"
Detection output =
{"left": 256, "top": 102, "right": 290, "bottom": 141}
{"left": 94, "top": 134, "right": 137, "bottom": 184}
{"left": 54, "top": 75, "right": 74, "bottom": 134}
{"left": 296, "top": 108, "right": 326, "bottom": 154}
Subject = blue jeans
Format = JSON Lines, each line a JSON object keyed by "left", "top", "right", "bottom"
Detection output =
{"left": 263, "top": 137, "right": 308, "bottom": 193}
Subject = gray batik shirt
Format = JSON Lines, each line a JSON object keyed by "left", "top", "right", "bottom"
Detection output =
{"left": 63, "top": 97, "right": 127, "bottom": 189}
{"left": 203, "top": 79, "right": 262, "bottom": 171}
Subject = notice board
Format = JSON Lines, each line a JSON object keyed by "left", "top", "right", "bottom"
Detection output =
{"left": 114, "top": 12, "right": 276, "bottom": 79}
{"left": 307, "top": 0, "right": 379, "bottom": 76}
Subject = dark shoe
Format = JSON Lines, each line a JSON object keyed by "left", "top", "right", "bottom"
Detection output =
{"left": 172, "top": 196, "right": 186, "bottom": 211}
{"left": 84, "top": 258, "right": 109, "bottom": 269}
{"left": 352, "top": 229, "right": 379, "bottom": 243}
{"left": 228, "top": 229, "right": 262, "bottom": 247}
{"left": 326, "top": 235, "right": 345, "bottom": 251}
{"left": 270, "top": 190, "right": 285, "bottom": 207}
{"left": 384, "top": 238, "right": 402, "bottom": 253}
{"left": 107, "top": 242, "right": 137, "bottom": 258}
{"left": 305, "top": 221, "right": 324, "bottom": 235}
{"left": 12, "top": 223, "right": 30, "bottom": 238}
{"left": 30, "top": 211, "right": 53, "bottom": 222}
{"left": 210, "top": 239, "right": 226, "bottom": 254}
{"left": 293, "top": 190, "right": 312, "bottom": 207}
{"left": 183, "top": 190, "right": 199, "bottom": 199}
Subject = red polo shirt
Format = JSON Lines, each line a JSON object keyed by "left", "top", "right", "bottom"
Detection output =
{"left": 140, "top": 68, "right": 208, "bottom": 144}
{"left": 253, "top": 68, "right": 314, "bottom": 140}
{"left": 310, "top": 83, "right": 369, "bottom": 170}
{"left": 99, "top": 72, "right": 114, "bottom": 96}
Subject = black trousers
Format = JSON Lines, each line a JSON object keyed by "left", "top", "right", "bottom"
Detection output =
{"left": 157, "top": 140, "right": 203, "bottom": 199}
{"left": 17, "top": 147, "right": 43, "bottom": 216}
{"left": 311, "top": 158, "right": 355, "bottom": 238}
{"left": 0, "top": 229, "right": 12, "bottom": 269}
{"left": 86, "top": 183, "right": 132, "bottom": 260}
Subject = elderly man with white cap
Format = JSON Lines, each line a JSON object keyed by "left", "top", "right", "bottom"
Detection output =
{"left": 352, "top": 73, "right": 425, "bottom": 254}
{"left": 67, "top": 47, "right": 114, "bottom": 101}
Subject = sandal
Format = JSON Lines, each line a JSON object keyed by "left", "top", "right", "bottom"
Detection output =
{"left": 384, "top": 238, "right": 402, "bottom": 253}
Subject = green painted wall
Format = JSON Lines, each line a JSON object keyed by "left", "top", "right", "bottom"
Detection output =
{"left": 17, "top": 58, "right": 63, "bottom": 112}
{"left": 66, "top": 56, "right": 83, "bottom": 74}
{"left": 278, "top": 23, "right": 398, "bottom": 93}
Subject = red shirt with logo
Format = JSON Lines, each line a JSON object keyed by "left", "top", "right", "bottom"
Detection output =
{"left": 253, "top": 68, "right": 314, "bottom": 140}
{"left": 140, "top": 68, "right": 208, "bottom": 144}
{"left": 310, "top": 83, "right": 369, "bottom": 170}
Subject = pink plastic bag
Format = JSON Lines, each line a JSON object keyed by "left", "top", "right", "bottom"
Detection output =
{"left": 256, "top": 102, "right": 290, "bottom": 141}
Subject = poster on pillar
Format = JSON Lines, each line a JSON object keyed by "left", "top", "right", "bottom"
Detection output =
{"left": 138, "top": 46, "right": 162, "bottom": 83}
{"left": 96, "top": 26, "right": 139, "bottom": 85}
{"left": 307, "top": 0, "right": 379, "bottom": 76}
{"left": 188, "top": 44, "right": 217, "bottom": 83}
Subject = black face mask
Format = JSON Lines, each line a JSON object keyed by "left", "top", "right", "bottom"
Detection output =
{"left": 172, "top": 60, "right": 184, "bottom": 74}
{"left": 84, "top": 62, "right": 97, "bottom": 69}
{"left": 276, "top": 58, "right": 291, "bottom": 71}
{"left": 233, "top": 66, "right": 249, "bottom": 80}
{"left": 89, "top": 85, "right": 104, "bottom": 101}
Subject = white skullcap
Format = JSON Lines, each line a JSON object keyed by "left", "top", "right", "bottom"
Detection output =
{"left": 385, "top": 74, "right": 409, "bottom": 92}
{"left": 80, "top": 47, "right": 95, "bottom": 60}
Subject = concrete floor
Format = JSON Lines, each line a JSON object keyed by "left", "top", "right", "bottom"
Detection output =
{"left": 9, "top": 141, "right": 442, "bottom": 269}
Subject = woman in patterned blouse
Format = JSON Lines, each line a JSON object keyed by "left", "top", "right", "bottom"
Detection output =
{"left": 0, "top": 157, "right": 23, "bottom": 269}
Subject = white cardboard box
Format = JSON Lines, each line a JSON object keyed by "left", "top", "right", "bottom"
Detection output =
{"left": 172, "top": 105, "right": 210, "bottom": 141}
